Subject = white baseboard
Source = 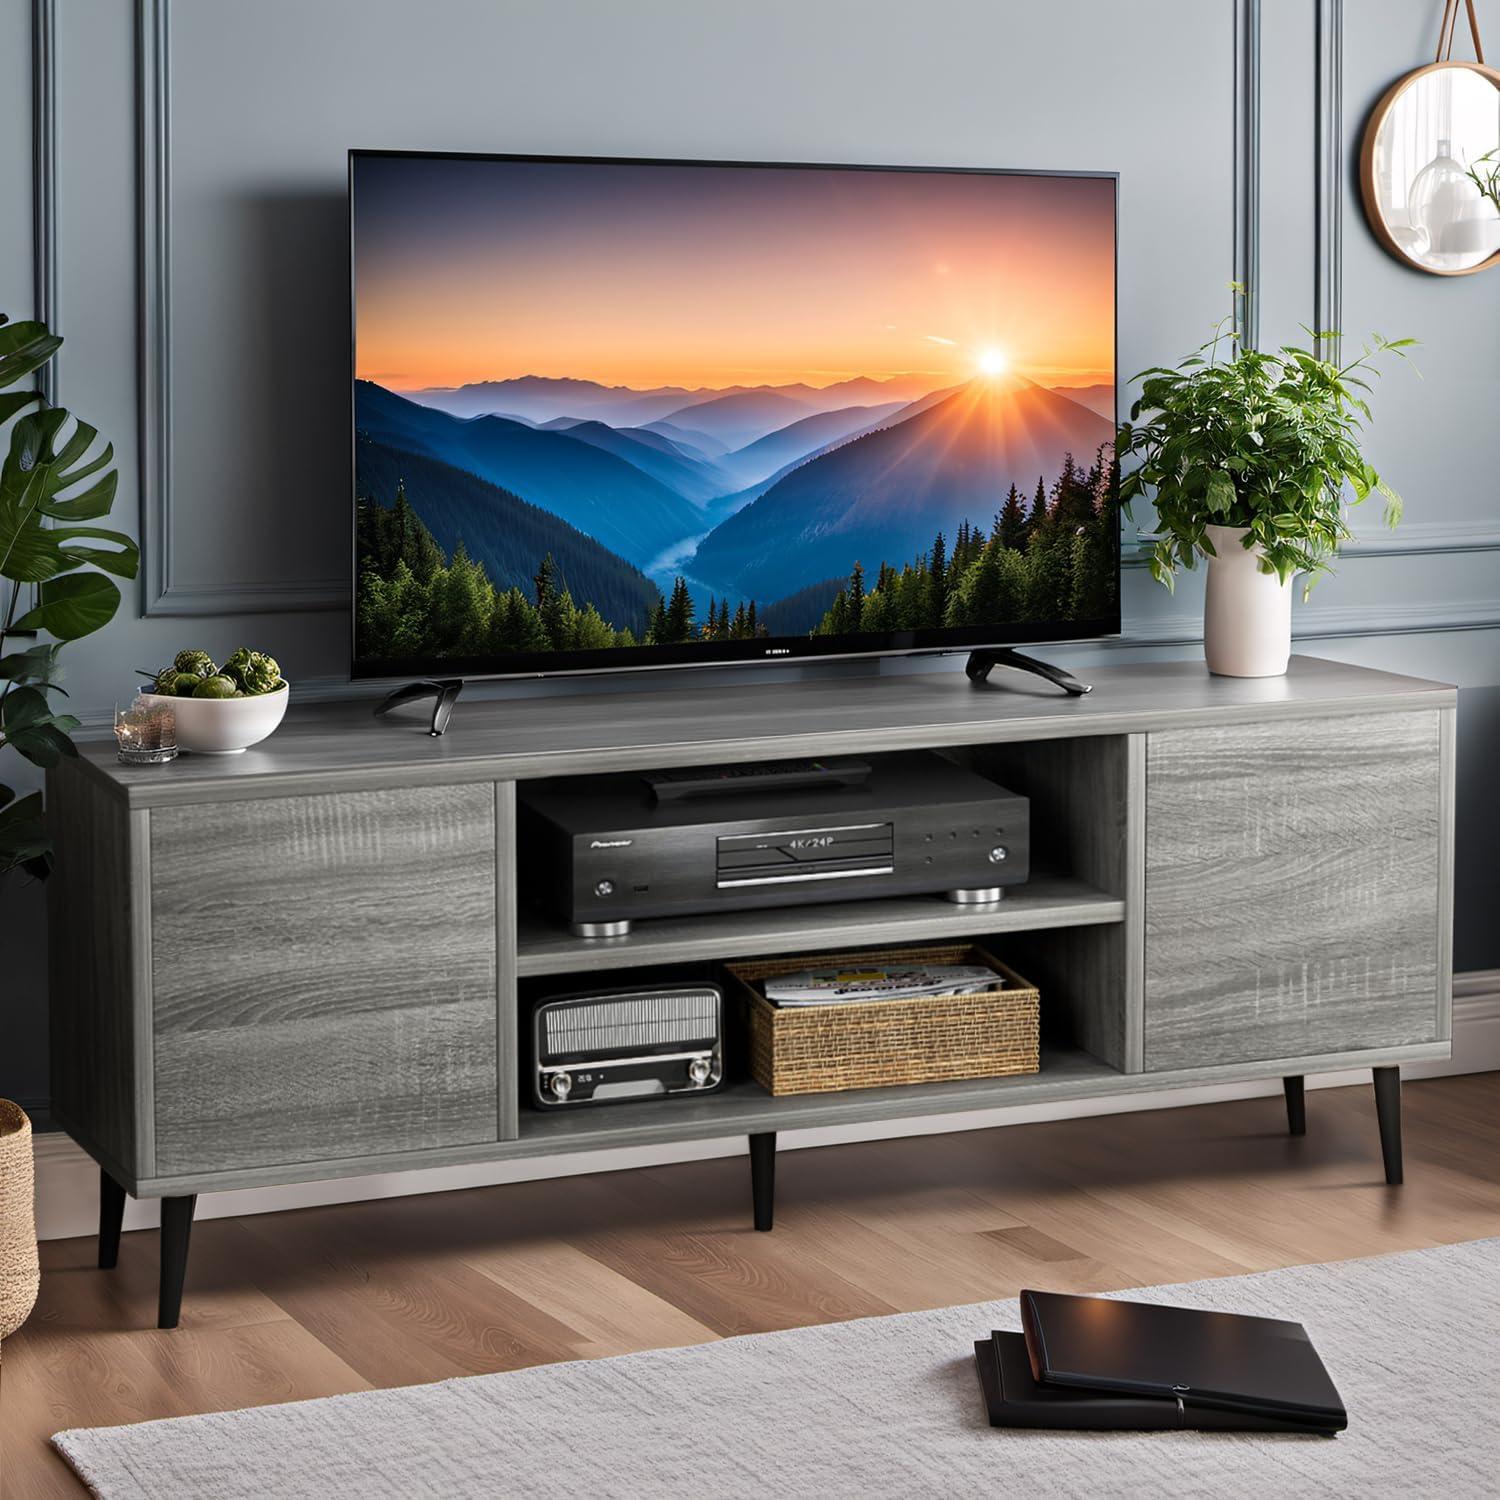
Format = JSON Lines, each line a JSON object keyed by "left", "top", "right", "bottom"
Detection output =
{"left": 30, "top": 970, "right": 1500, "bottom": 1243}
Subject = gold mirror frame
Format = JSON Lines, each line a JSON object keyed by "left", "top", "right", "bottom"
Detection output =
{"left": 1359, "top": 0, "right": 1500, "bottom": 279}
{"left": 1360, "top": 59, "right": 1500, "bottom": 277}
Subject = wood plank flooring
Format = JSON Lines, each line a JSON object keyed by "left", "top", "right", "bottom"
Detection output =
{"left": 5, "top": 1072, "right": 1500, "bottom": 1497}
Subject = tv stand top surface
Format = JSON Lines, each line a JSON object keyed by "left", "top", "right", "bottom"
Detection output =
{"left": 73, "top": 655, "right": 1454, "bottom": 809}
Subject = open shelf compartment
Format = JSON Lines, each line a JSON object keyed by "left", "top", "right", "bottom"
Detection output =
{"left": 510, "top": 732, "right": 1143, "bottom": 1142}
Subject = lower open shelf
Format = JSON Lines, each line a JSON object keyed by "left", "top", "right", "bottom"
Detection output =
{"left": 513, "top": 1045, "right": 1121, "bottom": 1155}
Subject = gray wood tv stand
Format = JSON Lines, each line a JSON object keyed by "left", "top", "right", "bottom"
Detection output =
{"left": 49, "top": 655, "right": 1455, "bottom": 1327}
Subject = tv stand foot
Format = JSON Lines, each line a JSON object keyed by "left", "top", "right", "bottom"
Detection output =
{"left": 966, "top": 648, "right": 1091, "bottom": 697}
{"left": 944, "top": 887, "right": 1006, "bottom": 905}
{"left": 749, "top": 1131, "right": 776, "bottom": 1231}
{"left": 373, "top": 679, "right": 465, "bottom": 736}
{"left": 571, "top": 919, "right": 633, "bottom": 939}
{"left": 158, "top": 1193, "right": 197, "bottom": 1329}
{"left": 98, "top": 1169, "right": 126, "bottom": 1270}
{"left": 1283, "top": 1075, "right": 1307, "bottom": 1136}
{"left": 1373, "top": 1066, "right": 1403, "bottom": 1185}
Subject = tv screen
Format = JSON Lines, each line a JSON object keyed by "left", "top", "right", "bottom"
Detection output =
{"left": 350, "top": 152, "right": 1118, "bottom": 681}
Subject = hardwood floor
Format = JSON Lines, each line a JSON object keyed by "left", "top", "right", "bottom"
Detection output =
{"left": 5, "top": 1072, "right": 1500, "bottom": 1497}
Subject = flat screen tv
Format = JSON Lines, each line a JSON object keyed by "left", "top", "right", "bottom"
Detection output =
{"left": 350, "top": 152, "right": 1119, "bottom": 684}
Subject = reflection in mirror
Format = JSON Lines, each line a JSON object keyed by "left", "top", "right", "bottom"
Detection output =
{"left": 1365, "top": 64, "right": 1500, "bottom": 274}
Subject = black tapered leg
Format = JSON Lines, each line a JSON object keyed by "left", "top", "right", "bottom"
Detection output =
{"left": 1373, "top": 1066, "right": 1403, "bottom": 1186}
{"left": 98, "top": 1170, "right": 127, "bottom": 1270}
{"left": 749, "top": 1132, "right": 777, "bottom": 1232}
{"left": 158, "top": 1194, "right": 198, "bottom": 1329}
{"left": 1283, "top": 1076, "right": 1306, "bottom": 1137}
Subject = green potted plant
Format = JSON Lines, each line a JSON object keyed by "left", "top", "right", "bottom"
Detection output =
{"left": 1, "top": 314, "right": 134, "bottom": 872}
{"left": 1, "top": 313, "right": 135, "bottom": 1342}
{"left": 1116, "top": 304, "right": 1411, "bottom": 676}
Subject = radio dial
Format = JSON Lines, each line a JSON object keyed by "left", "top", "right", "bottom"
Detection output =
{"left": 687, "top": 1057, "right": 712, "bottom": 1086}
{"left": 550, "top": 1071, "right": 573, "bottom": 1099}
{"left": 594, "top": 879, "right": 615, "bottom": 897}
{"left": 988, "top": 845, "right": 1008, "bottom": 864}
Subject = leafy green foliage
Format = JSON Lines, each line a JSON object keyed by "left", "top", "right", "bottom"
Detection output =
{"left": 11, "top": 571, "right": 124, "bottom": 640}
{"left": 0, "top": 787, "right": 50, "bottom": 881}
{"left": 1466, "top": 148, "right": 1500, "bottom": 216}
{"left": 0, "top": 319, "right": 61, "bottom": 415}
{"left": 813, "top": 447, "right": 1118, "bottom": 635}
{"left": 1, "top": 313, "right": 130, "bottom": 881}
{"left": 1116, "top": 305, "right": 1412, "bottom": 597}
{"left": 357, "top": 448, "right": 1119, "bottom": 663}
{"left": 1, "top": 685, "right": 80, "bottom": 768}
{"left": 355, "top": 476, "right": 770, "bottom": 659}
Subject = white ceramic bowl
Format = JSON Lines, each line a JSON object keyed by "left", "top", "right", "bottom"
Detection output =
{"left": 139, "top": 683, "right": 289, "bottom": 754}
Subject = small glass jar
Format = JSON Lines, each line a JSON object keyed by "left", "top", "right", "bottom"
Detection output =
{"left": 115, "top": 694, "right": 178, "bottom": 764}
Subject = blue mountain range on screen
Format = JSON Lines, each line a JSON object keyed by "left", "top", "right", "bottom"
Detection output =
{"left": 354, "top": 369, "right": 1112, "bottom": 623}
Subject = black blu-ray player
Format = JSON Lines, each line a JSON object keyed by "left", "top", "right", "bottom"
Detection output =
{"left": 517, "top": 751, "right": 1030, "bottom": 937}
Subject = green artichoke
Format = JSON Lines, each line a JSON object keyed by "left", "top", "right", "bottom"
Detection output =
{"left": 154, "top": 666, "right": 181, "bottom": 694}
{"left": 172, "top": 648, "right": 217, "bottom": 678}
{"left": 192, "top": 674, "right": 239, "bottom": 699}
{"left": 169, "top": 671, "right": 204, "bottom": 696}
{"left": 219, "top": 647, "right": 254, "bottom": 685}
{"left": 232, "top": 650, "right": 283, "bottom": 695}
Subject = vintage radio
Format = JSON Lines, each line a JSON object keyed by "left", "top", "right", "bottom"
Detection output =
{"left": 532, "top": 983, "right": 725, "bottom": 1108}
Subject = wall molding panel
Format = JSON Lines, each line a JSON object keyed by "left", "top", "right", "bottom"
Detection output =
{"left": 31, "top": 0, "right": 57, "bottom": 399}
{"left": 1119, "top": 598, "right": 1500, "bottom": 649}
{"left": 136, "top": 0, "right": 344, "bottom": 617}
{"left": 1314, "top": 0, "right": 1344, "bottom": 358}
{"left": 1233, "top": 0, "right": 1262, "bottom": 349}
{"left": 137, "top": 0, "right": 174, "bottom": 613}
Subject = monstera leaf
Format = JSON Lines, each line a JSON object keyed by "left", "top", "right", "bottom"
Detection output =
{"left": 0, "top": 685, "right": 79, "bottom": 768}
{"left": 0, "top": 787, "right": 51, "bottom": 881}
{"left": 0, "top": 407, "right": 134, "bottom": 585}
{"left": 1, "top": 312, "right": 128, "bottom": 881}
{"left": 0, "top": 641, "right": 65, "bottom": 693}
{"left": 0, "top": 315, "right": 59, "bottom": 426}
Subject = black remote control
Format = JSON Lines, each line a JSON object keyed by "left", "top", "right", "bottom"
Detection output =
{"left": 643, "top": 757, "right": 873, "bottom": 802}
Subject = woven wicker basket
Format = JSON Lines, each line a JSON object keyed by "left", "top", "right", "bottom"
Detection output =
{"left": 726, "top": 942, "right": 1040, "bottom": 1097}
{"left": 0, "top": 1099, "right": 40, "bottom": 1354}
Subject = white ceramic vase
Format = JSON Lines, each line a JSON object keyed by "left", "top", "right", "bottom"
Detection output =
{"left": 1202, "top": 523, "right": 1292, "bottom": 678}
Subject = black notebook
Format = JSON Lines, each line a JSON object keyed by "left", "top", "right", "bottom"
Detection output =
{"left": 973, "top": 1333, "right": 1332, "bottom": 1432}
{"left": 1017, "top": 1290, "right": 1347, "bottom": 1433}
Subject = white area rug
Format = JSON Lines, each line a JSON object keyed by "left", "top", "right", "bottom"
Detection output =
{"left": 55, "top": 1239, "right": 1500, "bottom": 1499}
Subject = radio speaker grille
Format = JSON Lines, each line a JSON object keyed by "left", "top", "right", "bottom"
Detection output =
{"left": 543, "top": 989, "right": 720, "bottom": 1056}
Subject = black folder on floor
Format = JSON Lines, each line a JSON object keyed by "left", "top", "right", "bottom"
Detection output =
{"left": 972, "top": 1289, "right": 1347, "bottom": 1434}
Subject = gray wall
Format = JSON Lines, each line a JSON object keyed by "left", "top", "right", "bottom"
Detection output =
{"left": 2, "top": 0, "right": 1497, "bottom": 1115}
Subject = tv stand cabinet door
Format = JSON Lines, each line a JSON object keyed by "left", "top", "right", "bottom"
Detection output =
{"left": 1143, "top": 710, "right": 1444, "bottom": 1072}
{"left": 150, "top": 785, "right": 500, "bottom": 1177}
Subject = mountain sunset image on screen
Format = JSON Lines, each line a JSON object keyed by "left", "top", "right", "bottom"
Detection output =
{"left": 352, "top": 156, "right": 1117, "bottom": 666}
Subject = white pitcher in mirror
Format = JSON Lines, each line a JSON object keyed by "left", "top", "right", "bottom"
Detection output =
{"left": 1202, "top": 523, "right": 1292, "bottom": 677}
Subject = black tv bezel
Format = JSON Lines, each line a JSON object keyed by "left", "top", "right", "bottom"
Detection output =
{"left": 349, "top": 149, "right": 1120, "bottom": 685}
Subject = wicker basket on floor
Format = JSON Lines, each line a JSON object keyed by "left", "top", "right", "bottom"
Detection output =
{"left": 0, "top": 1099, "right": 40, "bottom": 1356}
{"left": 726, "top": 942, "right": 1040, "bottom": 1097}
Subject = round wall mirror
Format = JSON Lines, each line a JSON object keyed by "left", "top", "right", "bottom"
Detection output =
{"left": 1361, "top": 60, "right": 1500, "bottom": 276}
